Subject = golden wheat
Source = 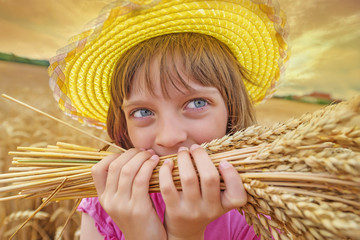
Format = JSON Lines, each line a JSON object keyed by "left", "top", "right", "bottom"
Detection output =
{"left": 0, "top": 96, "right": 359, "bottom": 239}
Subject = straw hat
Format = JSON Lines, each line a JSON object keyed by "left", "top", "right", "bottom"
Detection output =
{"left": 49, "top": 0, "right": 290, "bottom": 129}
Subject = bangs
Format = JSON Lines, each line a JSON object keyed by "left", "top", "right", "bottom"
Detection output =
{"left": 139, "top": 45, "right": 195, "bottom": 99}
{"left": 122, "top": 32, "right": 237, "bottom": 100}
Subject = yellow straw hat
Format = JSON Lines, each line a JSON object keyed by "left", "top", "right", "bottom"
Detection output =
{"left": 49, "top": 0, "right": 290, "bottom": 129}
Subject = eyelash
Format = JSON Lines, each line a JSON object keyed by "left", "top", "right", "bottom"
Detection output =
{"left": 185, "top": 98, "right": 209, "bottom": 110}
{"left": 130, "top": 109, "right": 153, "bottom": 118}
{"left": 129, "top": 98, "right": 209, "bottom": 119}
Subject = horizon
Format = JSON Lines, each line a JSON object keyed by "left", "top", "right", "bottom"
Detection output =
{"left": 0, "top": 0, "right": 359, "bottom": 100}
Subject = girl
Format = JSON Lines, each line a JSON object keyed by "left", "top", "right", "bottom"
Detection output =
{"left": 48, "top": 1, "right": 289, "bottom": 239}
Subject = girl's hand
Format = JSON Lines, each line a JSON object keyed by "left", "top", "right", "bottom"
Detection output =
{"left": 91, "top": 149, "right": 166, "bottom": 240}
{"left": 159, "top": 144, "right": 247, "bottom": 240}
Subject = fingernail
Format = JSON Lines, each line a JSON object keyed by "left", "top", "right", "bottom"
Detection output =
{"left": 163, "top": 158, "right": 173, "bottom": 165}
{"left": 190, "top": 144, "right": 201, "bottom": 152}
{"left": 219, "top": 160, "right": 232, "bottom": 169}
{"left": 178, "top": 146, "right": 188, "bottom": 152}
{"left": 150, "top": 154, "right": 159, "bottom": 161}
{"left": 147, "top": 149, "right": 155, "bottom": 154}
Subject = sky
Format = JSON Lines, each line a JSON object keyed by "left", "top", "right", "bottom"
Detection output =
{"left": 0, "top": 0, "right": 359, "bottom": 100}
{"left": 277, "top": 0, "right": 360, "bottom": 99}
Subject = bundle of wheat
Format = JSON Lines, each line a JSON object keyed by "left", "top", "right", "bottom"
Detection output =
{"left": 0, "top": 96, "right": 359, "bottom": 240}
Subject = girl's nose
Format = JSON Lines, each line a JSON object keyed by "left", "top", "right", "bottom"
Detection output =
{"left": 155, "top": 116, "right": 187, "bottom": 149}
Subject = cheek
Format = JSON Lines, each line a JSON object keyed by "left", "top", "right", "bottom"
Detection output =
{"left": 189, "top": 114, "right": 228, "bottom": 144}
{"left": 127, "top": 125, "right": 154, "bottom": 149}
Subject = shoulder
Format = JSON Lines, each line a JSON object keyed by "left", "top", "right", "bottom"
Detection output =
{"left": 78, "top": 197, "right": 108, "bottom": 223}
{"left": 80, "top": 212, "right": 104, "bottom": 240}
{"left": 78, "top": 198, "right": 123, "bottom": 239}
{"left": 78, "top": 197, "right": 101, "bottom": 212}
{"left": 77, "top": 195, "right": 167, "bottom": 238}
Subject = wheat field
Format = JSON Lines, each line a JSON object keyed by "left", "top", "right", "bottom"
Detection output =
{"left": 0, "top": 61, "right": 109, "bottom": 239}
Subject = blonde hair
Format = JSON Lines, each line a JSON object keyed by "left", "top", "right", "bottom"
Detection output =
{"left": 107, "top": 33, "right": 256, "bottom": 148}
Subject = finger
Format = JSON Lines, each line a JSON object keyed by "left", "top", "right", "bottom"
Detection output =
{"left": 159, "top": 159, "right": 180, "bottom": 207}
{"left": 218, "top": 161, "right": 247, "bottom": 210}
{"left": 190, "top": 144, "right": 220, "bottom": 204}
{"left": 177, "top": 147, "right": 201, "bottom": 201}
{"left": 131, "top": 154, "right": 160, "bottom": 200}
{"left": 104, "top": 148, "right": 140, "bottom": 195}
{"left": 117, "top": 150, "right": 153, "bottom": 196}
{"left": 92, "top": 153, "right": 120, "bottom": 196}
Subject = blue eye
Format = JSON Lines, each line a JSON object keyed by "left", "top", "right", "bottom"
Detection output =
{"left": 187, "top": 99, "right": 208, "bottom": 109}
{"left": 132, "top": 109, "right": 153, "bottom": 118}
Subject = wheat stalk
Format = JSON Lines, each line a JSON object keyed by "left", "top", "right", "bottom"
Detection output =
{"left": 1, "top": 94, "right": 124, "bottom": 152}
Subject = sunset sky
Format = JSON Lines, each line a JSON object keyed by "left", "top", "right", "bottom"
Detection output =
{"left": 0, "top": 0, "right": 359, "bottom": 100}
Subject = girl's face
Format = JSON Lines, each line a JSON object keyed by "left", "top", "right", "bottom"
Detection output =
{"left": 122, "top": 55, "right": 228, "bottom": 156}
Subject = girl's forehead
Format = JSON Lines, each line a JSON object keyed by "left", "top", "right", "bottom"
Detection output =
{"left": 129, "top": 70, "right": 196, "bottom": 98}
{"left": 128, "top": 53, "right": 198, "bottom": 98}
{"left": 126, "top": 75, "right": 220, "bottom": 107}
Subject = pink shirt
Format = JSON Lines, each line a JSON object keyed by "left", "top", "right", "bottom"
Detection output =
{"left": 78, "top": 193, "right": 260, "bottom": 240}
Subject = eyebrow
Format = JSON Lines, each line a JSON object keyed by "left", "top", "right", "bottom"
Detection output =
{"left": 122, "top": 100, "right": 151, "bottom": 110}
{"left": 182, "top": 87, "right": 219, "bottom": 96}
